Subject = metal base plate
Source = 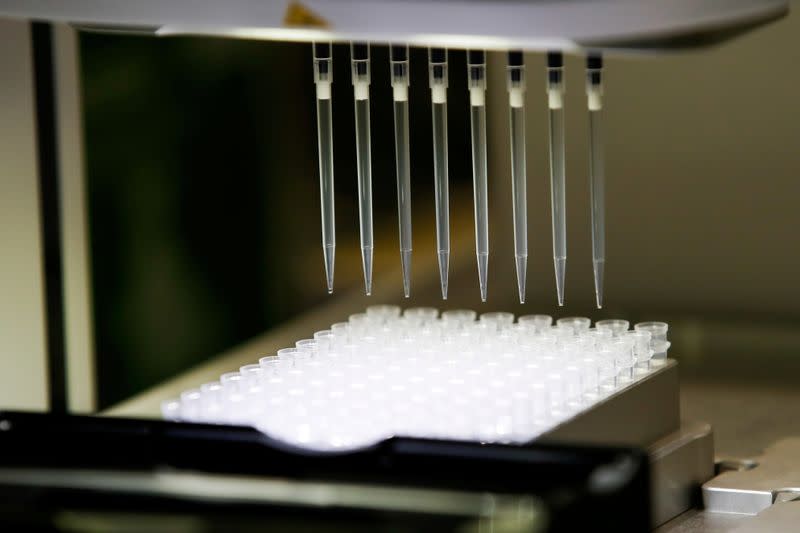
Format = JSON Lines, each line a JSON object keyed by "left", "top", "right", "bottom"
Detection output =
{"left": 703, "top": 437, "right": 800, "bottom": 515}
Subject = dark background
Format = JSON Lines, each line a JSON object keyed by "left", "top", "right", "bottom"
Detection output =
{"left": 81, "top": 36, "right": 476, "bottom": 408}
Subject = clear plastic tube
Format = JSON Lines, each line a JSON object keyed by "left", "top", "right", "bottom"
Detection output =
{"left": 391, "top": 45, "right": 412, "bottom": 298}
{"left": 587, "top": 53, "right": 605, "bottom": 309}
{"left": 468, "top": 50, "right": 489, "bottom": 302}
{"left": 351, "top": 43, "right": 373, "bottom": 295}
{"left": 546, "top": 52, "right": 566, "bottom": 306}
{"left": 429, "top": 48, "right": 450, "bottom": 299}
{"left": 171, "top": 310, "right": 671, "bottom": 451}
{"left": 313, "top": 42, "right": 335, "bottom": 293}
{"left": 507, "top": 51, "right": 527, "bottom": 304}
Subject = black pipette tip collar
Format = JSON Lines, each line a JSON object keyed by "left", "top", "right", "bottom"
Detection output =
{"left": 547, "top": 51, "right": 563, "bottom": 68}
{"left": 587, "top": 53, "right": 603, "bottom": 70}
{"left": 467, "top": 49, "right": 486, "bottom": 65}
{"left": 313, "top": 42, "right": 331, "bottom": 59}
{"left": 390, "top": 45, "right": 408, "bottom": 62}
{"left": 430, "top": 48, "right": 447, "bottom": 63}
{"left": 508, "top": 50, "right": 524, "bottom": 67}
{"left": 351, "top": 42, "right": 369, "bottom": 60}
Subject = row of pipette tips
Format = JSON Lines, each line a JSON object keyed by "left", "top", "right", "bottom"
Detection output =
{"left": 164, "top": 305, "right": 671, "bottom": 451}
{"left": 314, "top": 44, "right": 607, "bottom": 307}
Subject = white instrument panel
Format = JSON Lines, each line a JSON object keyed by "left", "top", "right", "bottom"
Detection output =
{"left": 0, "top": 0, "right": 789, "bottom": 52}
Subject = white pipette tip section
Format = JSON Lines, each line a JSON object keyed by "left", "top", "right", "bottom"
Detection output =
{"left": 547, "top": 88, "right": 564, "bottom": 110}
{"left": 166, "top": 308, "right": 671, "bottom": 452}
{"left": 431, "top": 85, "right": 446, "bottom": 104}
{"left": 470, "top": 87, "right": 485, "bottom": 107}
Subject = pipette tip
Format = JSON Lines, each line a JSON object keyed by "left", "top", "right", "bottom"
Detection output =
{"left": 593, "top": 259, "right": 605, "bottom": 309}
{"left": 361, "top": 246, "right": 373, "bottom": 297}
{"left": 554, "top": 256, "right": 566, "bottom": 307}
{"left": 477, "top": 253, "right": 488, "bottom": 303}
{"left": 323, "top": 245, "right": 335, "bottom": 295}
{"left": 515, "top": 255, "right": 527, "bottom": 305}
{"left": 400, "top": 249, "right": 412, "bottom": 298}
{"left": 438, "top": 251, "right": 449, "bottom": 300}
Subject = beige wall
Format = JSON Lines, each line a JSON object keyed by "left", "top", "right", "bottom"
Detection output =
{"left": 0, "top": 19, "right": 49, "bottom": 410}
{"left": 0, "top": 20, "right": 94, "bottom": 411}
{"left": 485, "top": 6, "right": 800, "bottom": 316}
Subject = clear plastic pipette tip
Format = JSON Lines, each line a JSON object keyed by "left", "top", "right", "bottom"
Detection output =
{"left": 478, "top": 253, "right": 488, "bottom": 302}
{"left": 438, "top": 251, "right": 449, "bottom": 299}
{"left": 314, "top": 42, "right": 336, "bottom": 295}
{"left": 516, "top": 256, "right": 527, "bottom": 304}
{"left": 401, "top": 250, "right": 411, "bottom": 298}
{"left": 362, "top": 248, "right": 373, "bottom": 296}
{"left": 587, "top": 53, "right": 605, "bottom": 310}
{"left": 508, "top": 51, "right": 527, "bottom": 304}
{"left": 429, "top": 48, "right": 450, "bottom": 301}
{"left": 593, "top": 260, "right": 604, "bottom": 309}
{"left": 351, "top": 42, "right": 373, "bottom": 296}
{"left": 546, "top": 52, "right": 567, "bottom": 307}
{"left": 391, "top": 45, "right": 413, "bottom": 299}
{"left": 554, "top": 257, "right": 566, "bottom": 306}
{"left": 325, "top": 244, "right": 335, "bottom": 294}
{"left": 468, "top": 50, "right": 489, "bottom": 303}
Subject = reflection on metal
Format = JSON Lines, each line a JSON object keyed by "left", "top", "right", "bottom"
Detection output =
{"left": 703, "top": 438, "right": 800, "bottom": 515}
{"left": 650, "top": 422, "right": 715, "bottom": 527}
{"left": 0, "top": 467, "right": 547, "bottom": 532}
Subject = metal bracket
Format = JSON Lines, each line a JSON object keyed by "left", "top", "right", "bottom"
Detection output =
{"left": 703, "top": 437, "right": 800, "bottom": 515}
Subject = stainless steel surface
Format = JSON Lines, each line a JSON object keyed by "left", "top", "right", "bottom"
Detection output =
{"left": 703, "top": 438, "right": 800, "bottom": 515}
{"left": 541, "top": 361, "right": 680, "bottom": 447}
{"left": 0, "top": 0, "right": 789, "bottom": 52}
{"left": 657, "top": 381, "right": 800, "bottom": 533}
{"left": 650, "top": 422, "right": 714, "bottom": 527}
{"left": 726, "top": 501, "right": 800, "bottom": 533}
